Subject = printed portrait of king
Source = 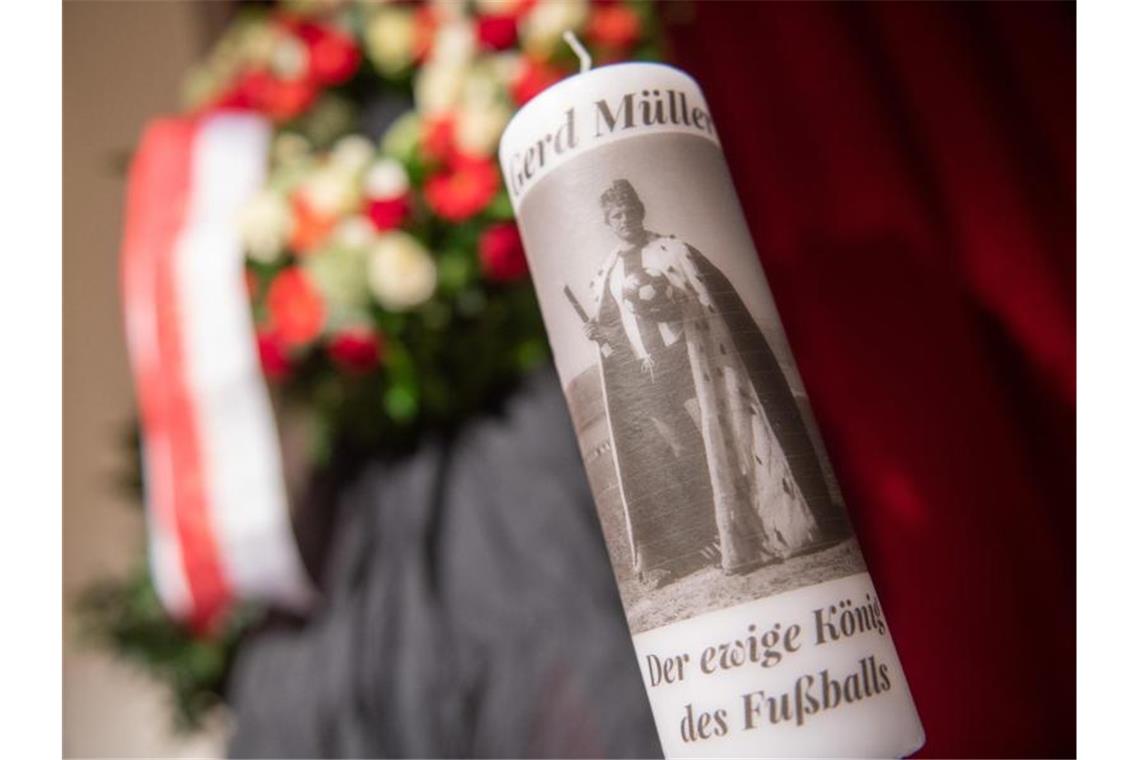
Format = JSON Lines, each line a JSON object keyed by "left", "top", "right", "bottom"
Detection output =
{"left": 575, "top": 179, "right": 845, "bottom": 590}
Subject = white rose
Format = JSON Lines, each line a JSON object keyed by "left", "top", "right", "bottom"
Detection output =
{"left": 489, "top": 52, "right": 523, "bottom": 89}
{"left": 461, "top": 63, "right": 505, "bottom": 106}
{"left": 240, "top": 22, "right": 277, "bottom": 68}
{"left": 380, "top": 112, "right": 423, "bottom": 162}
{"left": 364, "top": 157, "right": 410, "bottom": 200}
{"left": 304, "top": 244, "right": 370, "bottom": 328}
{"left": 334, "top": 215, "right": 378, "bottom": 250}
{"left": 299, "top": 165, "right": 360, "bottom": 217}
{"left": 430, "top": 19, "right": 476, "bottom": 66}
{"left": 330, "top": 135, "right": 376, "bottom": 175}
{"left": 521, "top": 0, "right": 587, "bottom": 59}
{"left": 239, "top": 190, "right": 294, "bottom": 264}
{"left": 365, "top": 6, "right": 416, "bottom": 75}
{"left": 456, "top": 101, "right": 511, "bottom": 157}
{"left": 367, "top": 232, "right": 438, "bottom": 311}
{"left": 270, "top": 34, "right": 309, "bottom": 80}
{"left": 414, "top": 60, "right": 466, "bottom": 114}
{"left": 272, "top": 132, "right": 312, "bottom": 167}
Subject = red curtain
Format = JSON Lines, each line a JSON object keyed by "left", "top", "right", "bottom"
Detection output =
{"left": 668, "top": 3, "right": 1074, "bottom": 756}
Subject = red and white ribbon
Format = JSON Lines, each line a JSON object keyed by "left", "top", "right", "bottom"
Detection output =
{"left": 121, "top": 112, "right": 314, "bottom": 631}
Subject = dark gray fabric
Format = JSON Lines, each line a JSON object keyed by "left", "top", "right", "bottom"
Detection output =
{"left": 227, "top": 367, "right": 662, "bottom": 758}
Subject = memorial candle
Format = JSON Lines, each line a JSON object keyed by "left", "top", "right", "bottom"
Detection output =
{"left": 499, "top": 58, "right": 925, "bottom": 758}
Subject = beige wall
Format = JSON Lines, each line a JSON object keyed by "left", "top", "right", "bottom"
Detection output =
{"left": 63, "top": 2, "right": 224, "bottom": 756}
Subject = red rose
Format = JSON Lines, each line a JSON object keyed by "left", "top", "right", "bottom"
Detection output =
{"left": 479, "top": 222, "right": 528, "bottom": 282}
{"left": 424, "top": 155, "right": 500, "bottom": 221}
{"left": 288, "top": 193, "right": 338, "bottom": 254}
{"left": 265, "top": 76, "right": 319, "bottom": 121}
{"left": 279, "top": 17, "right": 359, "bottom": 85}
{"left": 306, "top": 26, "right": 361, "bottom": 85}
{"left": 421, "top": 115, "right": 457, "bottom": 164}
{"left": 476, "top": 14, "right": 519, "bottom": 51}
{"left": 511, "top": 57, "right": 567, "bottom": 105}
{"left": 366, "top": 194, "right": 411, "bottom": 231}
{"left": 266, "top": 268, "right": 324, "bottom": 347}
{"left": 235, "top": 69, "right": 318, "bottom": 122}
{"left": 256, "top": 328, "right": 292, "bottom": 381}
{"left": 328, "top": 326, "right": 383, "bottom": 374}
{"left": 211, "top": 70, "right": 258, "bottom": 111}
{"left": 586, "top": 4, "right": 642, "bottom": 51}
{"left": 208, "top": 19, "right": 359, "bottom": 121}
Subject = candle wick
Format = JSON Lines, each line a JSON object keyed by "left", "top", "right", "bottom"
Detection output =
{"left": 562, "top": 31, "right": 592, "bottom": 73}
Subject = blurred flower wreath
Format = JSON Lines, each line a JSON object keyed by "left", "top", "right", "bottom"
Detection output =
{"left": 77, "top": 0, "right": 665, "bottom": 732}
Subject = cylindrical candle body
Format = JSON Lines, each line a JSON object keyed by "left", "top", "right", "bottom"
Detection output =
{"left": 500, "top": 63, "right": 924, "bottom": 758}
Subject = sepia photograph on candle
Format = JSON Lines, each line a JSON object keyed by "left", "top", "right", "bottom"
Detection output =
{"left": 523, "top": 133, "right": 862, "bottom": 634}
{"left": 500, "top": 62, "right": 924, "bottom": 757}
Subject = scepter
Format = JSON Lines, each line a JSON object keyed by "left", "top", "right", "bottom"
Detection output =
{"left": 563, "top": 284, "right": 613, "bottom": 357}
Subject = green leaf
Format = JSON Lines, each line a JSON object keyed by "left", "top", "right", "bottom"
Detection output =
{"left": 485, "top": 190, "right": 515, "bottom": 222}
{"left": 384, "top": 383, "right": 419, "bottom": 421}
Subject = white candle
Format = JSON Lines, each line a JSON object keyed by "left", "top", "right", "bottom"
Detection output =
{"left": 500, "top": 61, "right": 925, "bottom": 758}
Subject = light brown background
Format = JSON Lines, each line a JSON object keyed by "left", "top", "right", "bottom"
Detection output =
{"left": 64, "top": 2, "right": 228, "bottom": 756}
